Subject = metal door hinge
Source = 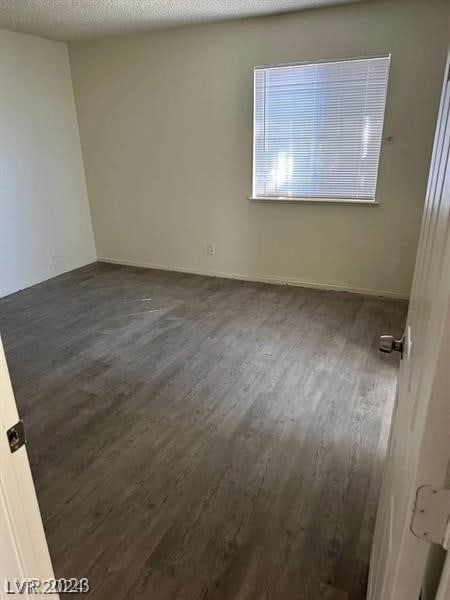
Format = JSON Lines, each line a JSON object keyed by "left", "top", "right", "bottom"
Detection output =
{"left": 6, "top": 420, "right": 26, "bottom": 453}
{"left": 411, "top": 485, "right": 450, "bottom": 550}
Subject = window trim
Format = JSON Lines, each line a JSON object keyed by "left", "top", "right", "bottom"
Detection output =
{"left": 248, "top": 196, "right": 379, "bottom": 206}
{"left": 251, "top": 54, "right": 391, "bottom": 205}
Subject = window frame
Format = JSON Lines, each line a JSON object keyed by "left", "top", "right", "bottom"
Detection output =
{"left": 250, "top": 54, "right": 391, "bottom": 205}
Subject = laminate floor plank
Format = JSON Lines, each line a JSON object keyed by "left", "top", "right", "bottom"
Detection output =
{"left": 0, "top": 263, "right": 407, "bottom": 600}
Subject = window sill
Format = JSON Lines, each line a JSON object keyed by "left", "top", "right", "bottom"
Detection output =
{"left": 249, "top": 196, "right": 379, "bottom": 206}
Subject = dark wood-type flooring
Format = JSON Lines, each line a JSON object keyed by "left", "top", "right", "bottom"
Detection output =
{"left": 0, "top": 263, "right": 407, "bottom": 600}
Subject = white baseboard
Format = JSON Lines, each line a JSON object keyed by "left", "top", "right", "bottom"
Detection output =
{"left": 97, "top": 256, "right": 409, "bottom": 300}
{"left": 0, "top": 258, "right": 98, "bottom": 300}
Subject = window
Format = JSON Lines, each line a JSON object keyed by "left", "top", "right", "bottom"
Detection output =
{"left": 252, "top": 55, "right": 390, "bottom": 203}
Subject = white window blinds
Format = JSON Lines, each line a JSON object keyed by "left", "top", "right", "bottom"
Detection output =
{"left": 253, "top": 56, "right": 390, "bottom": 201}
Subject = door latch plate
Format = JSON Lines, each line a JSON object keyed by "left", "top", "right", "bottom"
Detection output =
{"left": 7, "top": 420, "right": 26, "bottom": 453}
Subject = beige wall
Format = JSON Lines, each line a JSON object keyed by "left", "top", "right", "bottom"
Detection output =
{"left": 0, "top": 28, "right": 96, "bottom": 298}
{"left": 69, "top": 0, "right": 448, "bottom": 298}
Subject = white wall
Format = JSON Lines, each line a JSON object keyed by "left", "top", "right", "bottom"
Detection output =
{"left": 0, "top": 29, "right": 96, "bottom": 298}
{"left": 69, "top": 0, "right": 449, "bottom": 298}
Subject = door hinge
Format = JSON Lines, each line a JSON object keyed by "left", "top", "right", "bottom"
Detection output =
{"left": 6, "top": 420, "right": 26, "bottom": 453}
{"left": 411, "top": 485, "right": 450, "bottom": 550}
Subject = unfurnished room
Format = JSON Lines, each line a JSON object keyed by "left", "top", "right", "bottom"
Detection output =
{"left": 0, "top": 1, "right": 450, "bottom": 599}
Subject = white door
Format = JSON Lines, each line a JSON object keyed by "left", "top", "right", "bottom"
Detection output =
{"left": 0, "top": 335, "right": 58, "bottom": 599}
{"left": 436, "top": 553, "right": 450, "bottom": 600}
{"left": 368, "top": 55, "right": 450, "bottom": 599}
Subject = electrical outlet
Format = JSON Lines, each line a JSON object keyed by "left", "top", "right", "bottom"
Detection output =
{"left": 207, "top": 243, "right": 215, "bottom": 256}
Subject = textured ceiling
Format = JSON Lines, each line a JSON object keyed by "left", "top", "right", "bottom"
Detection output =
{"left": 0, "top": 0, "right": 366, "bottom": 42}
